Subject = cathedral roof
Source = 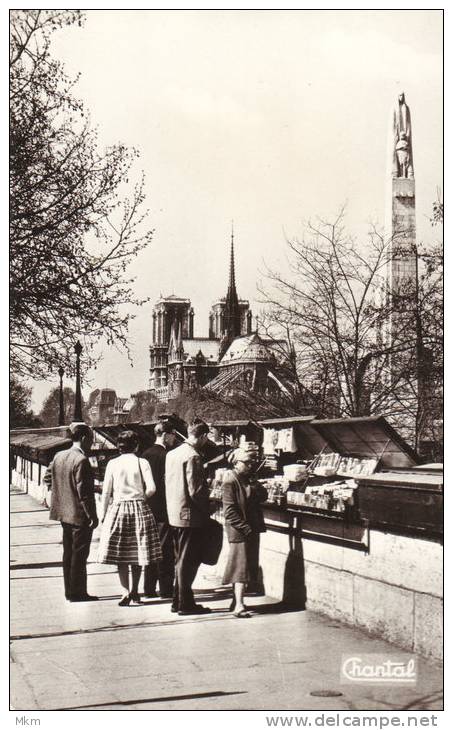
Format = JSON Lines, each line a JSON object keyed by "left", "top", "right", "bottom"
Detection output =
{"left": 219, "top": 333, "right": 286, "bottom": 364}
{"left": 182, "top": 338, "right": 219, "bottom": 362}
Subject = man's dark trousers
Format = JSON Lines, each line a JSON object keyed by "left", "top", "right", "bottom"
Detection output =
{"left": 172, "top": 527, "right": 203, "bottom": 611}
{"left": 61, "top": 522, "right": 93, "bottom": 599}
{"left": 144, "top": 522, "right": 175, "bottom": 596}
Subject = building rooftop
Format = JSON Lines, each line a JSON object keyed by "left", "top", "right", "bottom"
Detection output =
{"left": 155, "top": 295, "right": 191, "bottom": 305}
{"left": 182, "top": 338, "right": 220, "bottom": 361}
{"left": 220, "top": 333, "right": 286, "bottom": 364}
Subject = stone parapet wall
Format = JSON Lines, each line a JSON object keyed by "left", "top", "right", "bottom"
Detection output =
{"left": 11, "top": 465, "right": 48, "bottom": 504}
{"left": 202, "top": 515, "right": 442, "bottom": 662}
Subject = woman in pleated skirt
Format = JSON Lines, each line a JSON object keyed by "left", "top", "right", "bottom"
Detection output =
{"left": 98, "top": 431, "right": 163, "bottom": 605}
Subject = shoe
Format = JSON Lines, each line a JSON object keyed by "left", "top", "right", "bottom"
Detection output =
{"left": 118, "top": 594, "right": 131, "bottom": 607}
{"left": 178, "top": 605, "right": 212, "bottom": 616}
{"left": 70, "top": 594, "right": 99, "bottom": 602}
{"left": 129, "top": 591, "right": 142, "bottom": 604}
{"left": 233, "top": 609, "right": 252, "bottom": 619}
{"left": 170, "top": 605, "right": 179, "bottom": 613}
{"left": 144, "top": 590, "right": 158, "bottom": 598}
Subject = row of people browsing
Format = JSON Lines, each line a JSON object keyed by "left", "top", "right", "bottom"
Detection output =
{"left": 45, "top": 421, "right": 267, "bottom": 618}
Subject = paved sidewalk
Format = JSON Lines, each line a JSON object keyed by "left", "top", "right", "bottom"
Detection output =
{"left": 10, "top": 491, "right": 443, "bottom": 711}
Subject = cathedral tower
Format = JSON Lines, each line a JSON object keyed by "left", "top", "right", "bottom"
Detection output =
{"left": 149, "top": 295, "right": 193, "bottom": 391}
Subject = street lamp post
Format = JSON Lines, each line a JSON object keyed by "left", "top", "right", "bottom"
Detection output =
{"left": 74, "top": 341, "right": 83, "bottom": 422}
{"left": 58, "top": 367, "right": 65, "bottom": 426}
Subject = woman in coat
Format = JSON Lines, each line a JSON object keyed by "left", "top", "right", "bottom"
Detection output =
{"left": 222, "top": 444, "right": 267, "bottom": 618}
{"left": 98, "top": 430, "right": 163, "bottom": 605}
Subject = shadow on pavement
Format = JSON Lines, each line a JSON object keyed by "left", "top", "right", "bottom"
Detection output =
{"left": 58, "top": 690, "right": 248, "bottom": 711}
{"left": 401, "top": 691, "right": 443, "bottom": 710}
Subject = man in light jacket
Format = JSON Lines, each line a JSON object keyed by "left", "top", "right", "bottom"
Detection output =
{"left": 45, "top": 423, "right": 99, "bottom": 602}
{"left": 165, "top": 419, "right": 211, "bottom": 615}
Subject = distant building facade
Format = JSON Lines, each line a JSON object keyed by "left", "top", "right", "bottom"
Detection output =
{"left": 86, "top": 389, "right": 135, "bottom": 425}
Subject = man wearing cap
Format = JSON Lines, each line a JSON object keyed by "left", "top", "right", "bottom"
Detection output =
{"left": 45, "top": 423, "right": 99, "bottom": 602}
{"left": 165, "top": 419, "right": 211, "bottom": 615}
{"left": 141, "top": 421, "right": 177, "bottom": 598}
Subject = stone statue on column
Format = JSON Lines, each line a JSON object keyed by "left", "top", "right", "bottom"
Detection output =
{"left": 392, "top": 92, "right": 414, "bottom": 179}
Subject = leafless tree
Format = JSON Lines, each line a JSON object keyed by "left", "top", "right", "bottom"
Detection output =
{"left": 10, "top": 10, "right": 153, "bottom": 379}
{"left": 258, "top": 206, "right": 442, "bottom": 451}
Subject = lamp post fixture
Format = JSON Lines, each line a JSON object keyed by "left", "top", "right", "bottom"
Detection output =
{"left": 74, "top": 340, "right": 83, "bottom": 422}
{"left": 58, "top": 367, "right": 65, "bottom": 426}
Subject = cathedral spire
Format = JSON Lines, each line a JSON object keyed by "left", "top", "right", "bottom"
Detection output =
{"left": 220, "top": 222, "right": 242, "bottom": 359}
{"left": 228, "top": 220, "right": 236, "bottom": 293}
{"left": 226, "top": 220, "right": 239, "bottom": 308}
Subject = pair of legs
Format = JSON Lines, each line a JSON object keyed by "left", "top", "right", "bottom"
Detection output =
{"left": 172, "top": 526, "right": 204, "bottom": 612}
{"left": 227, "top": 533, "right": 261, "bottom": 616}
{"left": 143, "top": 522, "right": 175, "bottom": 597}
{"left": 118, "top": 564, "right": 142, "bottom": 599}
{"left": 61, "top": 522, "right": 93, "bottom": 600}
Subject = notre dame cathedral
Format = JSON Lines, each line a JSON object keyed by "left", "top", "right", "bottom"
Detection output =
{"left": 148, "top": 231, "right": 293, "bottom": 403}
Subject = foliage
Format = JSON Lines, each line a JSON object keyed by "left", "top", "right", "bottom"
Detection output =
{"left": 10, "top": 376, "right": 41, "bottom": 428}
{"left": 413, "top": 198, "right": 443, "bottom": 457}
{"left": 128, "top": 391, "right": 158, "bottom": 422}
{"left": 430, "top": 189, "right": 443, "bottom": 227}
{"left": 10, "top": 10, "right": 153, "bottom": 379}
{"left": 38, "top": 386, "right": 82, "bottom": 427}
{"left": 166, "top": 384, "right": 309, "bottom": 424}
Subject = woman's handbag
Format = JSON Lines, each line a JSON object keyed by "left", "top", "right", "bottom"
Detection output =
{"left": 200, "top": 517, "right": 223, "bottom": 566}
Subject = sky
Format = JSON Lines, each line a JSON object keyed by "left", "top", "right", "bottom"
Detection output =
{"left": 29, "top": 9, "right": 443, "bottom": 411}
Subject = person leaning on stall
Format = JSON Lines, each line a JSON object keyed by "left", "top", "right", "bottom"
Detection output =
{"left": 98, "top": 430, "right": 163, "bottom": 606}
{"left": 222, "top": 443, "right": 267, "bottom": 618}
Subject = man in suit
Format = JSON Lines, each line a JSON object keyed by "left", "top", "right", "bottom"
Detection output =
{"left": 46, "top": 423, "right": 99, "bottom": 602}
{"left": 165, "top": 419, "right": 211, "bottom": 615}
{"left": 141, "top": 421, "right": 177, "bottom": 598}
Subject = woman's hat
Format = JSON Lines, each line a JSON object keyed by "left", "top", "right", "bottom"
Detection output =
{"left": 231, "top": 442, "right": 259, "bottom": 464}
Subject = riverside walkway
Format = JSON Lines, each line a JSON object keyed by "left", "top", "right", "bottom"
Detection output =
{"left": 10, "top": 490, "right": 443, "bottom": 712}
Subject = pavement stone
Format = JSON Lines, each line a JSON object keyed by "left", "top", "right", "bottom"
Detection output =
{"left": 10, "top": 492, "right": 443, "bottom": 711}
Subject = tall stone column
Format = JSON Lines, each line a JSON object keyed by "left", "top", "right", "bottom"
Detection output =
{"left": 385, "top": 92, "right": 417, "bottom": 349}
{"left": 382, "top": 92, "right": 419, "bottom": 445}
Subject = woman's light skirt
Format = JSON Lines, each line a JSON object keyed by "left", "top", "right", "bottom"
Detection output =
{"left": 98, "top": 499, "right": 163, "bottom": 566}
